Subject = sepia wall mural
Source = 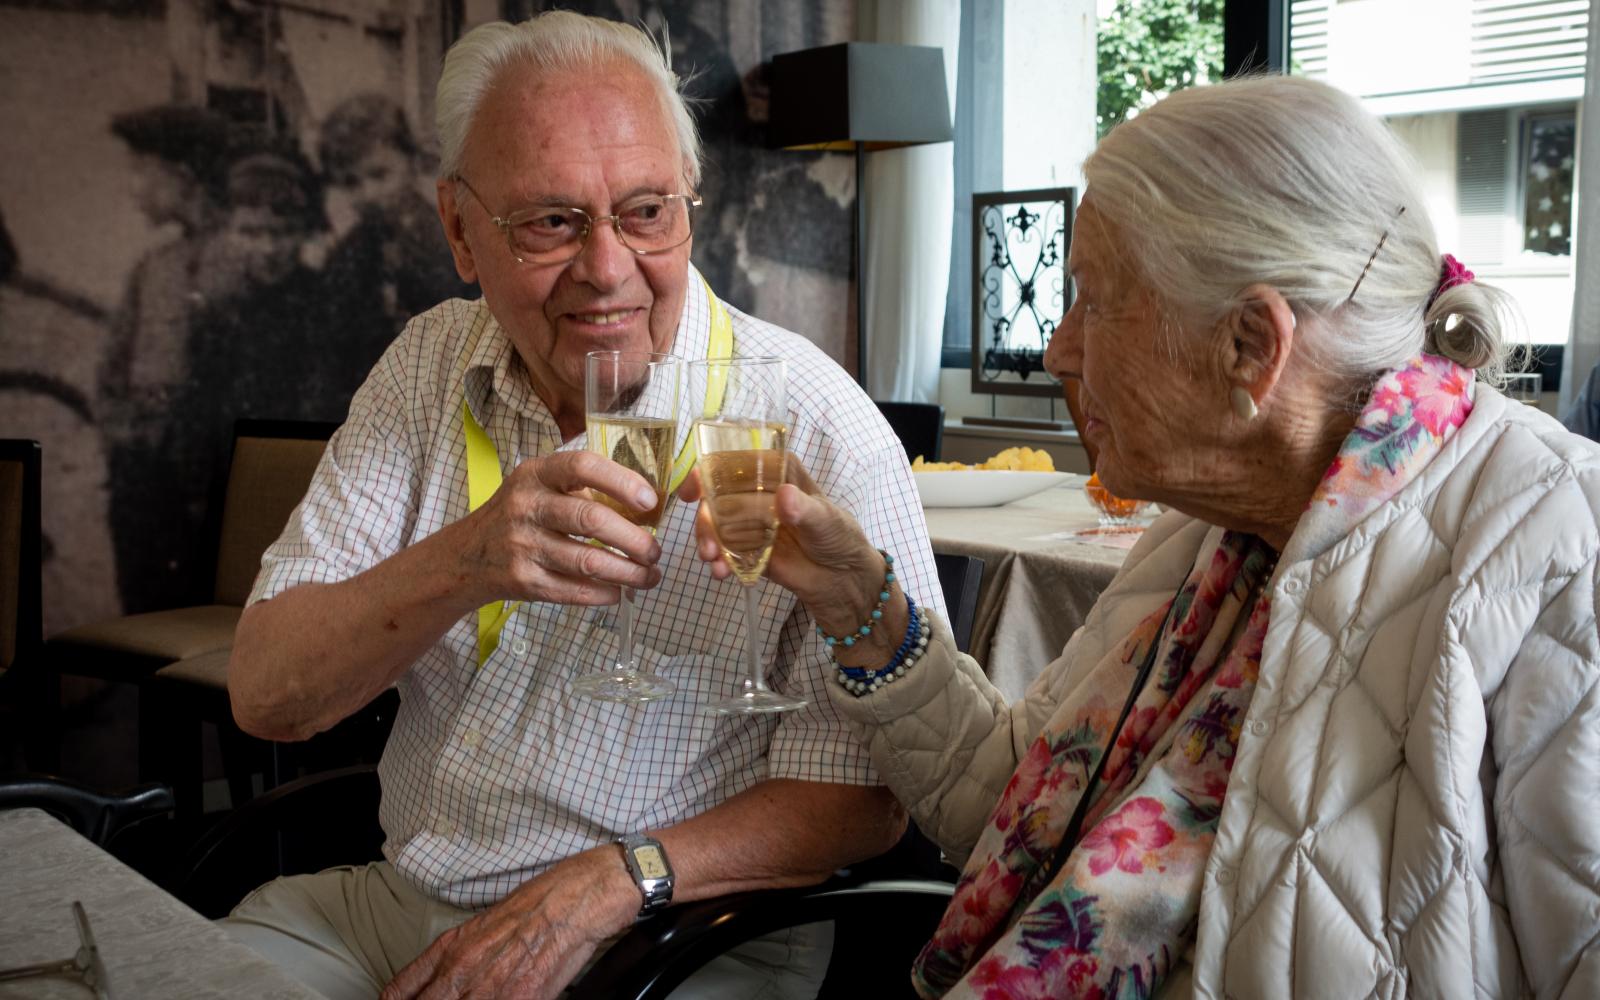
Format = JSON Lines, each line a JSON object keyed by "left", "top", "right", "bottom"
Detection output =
{"left": 0, "top": 0, "right": 855, "bottom": 635}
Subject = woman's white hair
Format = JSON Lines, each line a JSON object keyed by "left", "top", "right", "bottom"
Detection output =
{"left": 435, "top": 11, "right": 702, "bottom": 187}
{"left": 1085, "top": 74, "right": 1517, "bottom": 386}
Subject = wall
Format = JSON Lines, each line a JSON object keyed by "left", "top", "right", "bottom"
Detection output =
{"left": 0, "top": 0, "right": 855, "bottom": 635}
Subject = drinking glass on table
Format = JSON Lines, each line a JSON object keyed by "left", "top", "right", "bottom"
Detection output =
{"left": 1084, "top": 472, "right": 1150, "bottom": 528}
{"left": 689, "top": 357, "right": 807, "bottom": 714}
{"left": 1503, "top": 371, "right": 1542, "bottom": 406}
{"left": 571, "top": 350, "right": 683, "bottom": 704}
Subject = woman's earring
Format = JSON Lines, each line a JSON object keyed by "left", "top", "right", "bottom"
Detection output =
{"left": 1230, "top": 386, "right": 1259, "bottom": 421}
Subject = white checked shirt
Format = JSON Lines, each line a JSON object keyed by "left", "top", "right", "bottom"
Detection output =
{"left": 250, "top": 267, "right": 943, "bottom": 908}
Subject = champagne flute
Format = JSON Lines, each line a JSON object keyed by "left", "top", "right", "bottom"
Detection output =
{"left": 571, "top": 350, "right": 682, "bottom": 704}
{"left": 690, "top": 357, "right": 807, "bottom": 714}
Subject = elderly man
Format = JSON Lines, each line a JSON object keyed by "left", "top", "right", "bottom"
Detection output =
{"left": 223, "top": 11, "right": 940, "bottom": 1000}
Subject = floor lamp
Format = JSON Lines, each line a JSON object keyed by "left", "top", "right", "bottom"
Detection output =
{"left": 768, "top": 42, "right": 953, "bottom": 388}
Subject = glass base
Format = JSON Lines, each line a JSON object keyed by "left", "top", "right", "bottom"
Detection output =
{"left": 705, "top": 689, "right": 808, "bottom": 715}
{"left": 571, "top": 670, "right": 676, "bottom": 704}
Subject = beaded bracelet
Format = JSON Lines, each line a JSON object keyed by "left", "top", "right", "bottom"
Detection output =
{"left": 813, "top": 550, "right": 896, "bottom": 649}
{"left": 835, "top": 597, "right": 933, "bottom": 697}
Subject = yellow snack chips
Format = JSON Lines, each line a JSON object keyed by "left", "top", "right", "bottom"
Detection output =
{"left": 911, "top": 447, "right": 1055, "bottom": 472}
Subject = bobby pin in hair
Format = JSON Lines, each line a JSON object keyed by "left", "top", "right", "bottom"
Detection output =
{"left": 1346, "top": 205, "right": 1407, "bottom": 305}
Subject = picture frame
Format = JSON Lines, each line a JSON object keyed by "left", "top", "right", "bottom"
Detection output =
{"left": 969, "top": 186, "right": 1075, "bottom": 398}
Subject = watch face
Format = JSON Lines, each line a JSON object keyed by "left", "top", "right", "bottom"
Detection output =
{"left": 634, "top": 845, "right": 669, "bottom": 881}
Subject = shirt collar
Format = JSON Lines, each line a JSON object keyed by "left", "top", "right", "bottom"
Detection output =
{"left": 461, "top": 264, "right": 715, "bottom": 436}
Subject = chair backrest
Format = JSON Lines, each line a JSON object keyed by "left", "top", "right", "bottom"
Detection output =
{"left": 934, "top": 552, "right": 983, "bottom": 654}
{"left": 875, "top": 401, "right": 945, "bottom": 464}
{"left": 0, "top": 440, "right": 41, "bottom": 674}
{"left": 0, "top": 775, "right": 173, "bottom": 845}
{"left": 212, "top": 421, "right": 338, "bottom": 606}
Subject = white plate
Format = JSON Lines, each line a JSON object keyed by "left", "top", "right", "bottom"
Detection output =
{"left": 913, "top": 470, "right": 1071, "bottom": 508}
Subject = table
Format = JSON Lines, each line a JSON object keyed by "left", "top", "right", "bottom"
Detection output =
{"left": 924, "top": 476, "right": 1140, "bottom": 700}
{"left": 0, "top": 808, "right": 323, "bottom": 999}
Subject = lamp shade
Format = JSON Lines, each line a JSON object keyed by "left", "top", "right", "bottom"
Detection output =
{"left": 768, "top": 42, "right": 952, "bottom": 151}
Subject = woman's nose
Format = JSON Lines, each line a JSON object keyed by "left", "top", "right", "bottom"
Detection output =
{"left": 1044, "top": 311, "right": 1081, "bottom": 380}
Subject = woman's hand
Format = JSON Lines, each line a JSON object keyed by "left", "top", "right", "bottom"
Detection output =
{"left": 677, "top": 457, "right": 908, "bottom": 664}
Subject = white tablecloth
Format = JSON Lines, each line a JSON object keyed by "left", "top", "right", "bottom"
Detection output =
{"left": 0, "top": 808, "right": 323, "bottom": 999}
{"left": 924, "top": 477, "right": 1140, "bottom": 700}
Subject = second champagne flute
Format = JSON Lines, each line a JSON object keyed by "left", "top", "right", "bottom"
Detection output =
{"left": 690, "top": 357, "right": 807, "bottom": 714}
{"left": 571, "top": 350, "right": 682, "bottom": 704}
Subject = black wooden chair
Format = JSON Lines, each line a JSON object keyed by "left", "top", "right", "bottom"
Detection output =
{"left": 934, "top": 552, "right": 984, "bottom": 656}
{"left": 0, "top": 439, "right": 48, "bottom": 770}
{"left": 876, "top": 401, "right": 945, "bottom": 464}
{"left": 177, "top": 763, "right": 385, "bottom": 919}
{"left": 0, "top": 774, "right": 173, "bottom": 846}
{"left": 568, "top": 878, "right": 953, "bottom": 1000}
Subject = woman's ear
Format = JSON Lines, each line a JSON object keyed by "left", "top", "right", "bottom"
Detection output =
{"left": 1221, "top": 284, "right": 1297, "bottom": 413}
{"left": 436, "top": 179, "right": 478, "bottom": 284}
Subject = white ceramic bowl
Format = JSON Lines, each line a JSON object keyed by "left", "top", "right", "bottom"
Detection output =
{"left": 913, "top": 470, "right": 1071, "bottom": 508}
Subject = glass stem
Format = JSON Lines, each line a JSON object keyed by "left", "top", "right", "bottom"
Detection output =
{"left": 742, "top": 582, "right": 769, "bottom": 694}
{"left": 617, "top": 587, "right": 636, "bottom": 673}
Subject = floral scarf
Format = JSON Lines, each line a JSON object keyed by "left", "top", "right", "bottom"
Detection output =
{"left": 913, "top": 354, "right": 1475, "bottom": 999}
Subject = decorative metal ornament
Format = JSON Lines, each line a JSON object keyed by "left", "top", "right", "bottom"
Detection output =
{"left": 970, "top": 187, "right": 1075, "bottom": 397}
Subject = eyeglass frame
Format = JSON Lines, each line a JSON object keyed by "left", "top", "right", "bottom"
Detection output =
{"left": 453, "top": 176, "right": 703, "bottom": 265}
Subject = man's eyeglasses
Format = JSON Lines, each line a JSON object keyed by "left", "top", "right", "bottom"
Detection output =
{"left": 455, "top": 178, "right": 701, "bottom": 265}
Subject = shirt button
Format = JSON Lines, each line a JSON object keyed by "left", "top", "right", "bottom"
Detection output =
{"left": 462, "top": 728, "right": 482, "bottom": 749}
{"left": 1247, "top": 719, "right": 1270, "bottom": 737}
{"left": 1215, "top": 867, "right": 1235, "bottom": 885}
{"left": 434, "top": 817, "right": 456, "bottom": 838}
{"left": 510, "top": 638, "right": 530, "bottom": 656}
{"left": 1281, "top": 577, "right": 1304, "bottom": 595}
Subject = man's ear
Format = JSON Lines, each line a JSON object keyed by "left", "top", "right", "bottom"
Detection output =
{"left": 1220, "top": 283, "right": 1297, "bottom": 411}
{"left": 436, "top": 179, "right": 478, "bottom": 284}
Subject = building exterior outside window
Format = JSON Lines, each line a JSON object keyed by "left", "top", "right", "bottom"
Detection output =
{"left": 1290, "top": 0, "right": 1590, "bottom": 349}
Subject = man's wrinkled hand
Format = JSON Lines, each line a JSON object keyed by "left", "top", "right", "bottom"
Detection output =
{"left": 380, "top": 847, "right": 639, "bottom": 1000}
{"left": 452, "top": 450, "right": 665, "bottom": 608}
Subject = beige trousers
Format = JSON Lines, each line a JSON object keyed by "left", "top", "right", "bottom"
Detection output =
{"left": 220, "top": 862, "right": 832, "bottom": 1000}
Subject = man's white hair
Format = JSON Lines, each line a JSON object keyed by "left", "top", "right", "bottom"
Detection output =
{"left": 435, "top": 10, "right": 702, "bottom": 187}
{"left": 1085, "top": 74, "right": 1515, "bottom": 386}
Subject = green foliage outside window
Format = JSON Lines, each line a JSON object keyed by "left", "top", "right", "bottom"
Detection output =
{"left": 1097, "top": 0, "right": 1225, "bottom": 139}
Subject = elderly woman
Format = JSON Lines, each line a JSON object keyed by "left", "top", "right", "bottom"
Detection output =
{"left": 685, "top": 75, "right": 1599, "bottom": 998}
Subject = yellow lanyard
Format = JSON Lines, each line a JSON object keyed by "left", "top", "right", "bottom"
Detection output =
{"left": 461, "top": 276, "right": 734, "bottom": 666}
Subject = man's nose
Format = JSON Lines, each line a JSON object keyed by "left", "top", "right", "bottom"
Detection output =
{"left": 565, "top": 219, "right": 634, "bottom": 290}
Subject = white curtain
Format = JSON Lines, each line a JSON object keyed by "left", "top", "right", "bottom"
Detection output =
{"left": 860, "top": 0, "right": 960, "bottom": 403}
{"left": 1562, "top": 2, "right": 1600, "bottom": 415}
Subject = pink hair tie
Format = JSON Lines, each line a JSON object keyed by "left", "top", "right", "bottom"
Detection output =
{"left": 1429, "top": 253, "right": 1475, "bottom": 309}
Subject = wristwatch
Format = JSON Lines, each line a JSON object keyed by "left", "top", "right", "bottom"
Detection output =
{"left": 617, "top": 833, "right": 674, "bottom": 917}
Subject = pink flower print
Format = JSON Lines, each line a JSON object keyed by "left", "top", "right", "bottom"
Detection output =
{"left": 1407, "top": 360, "right": 1472, "bottom": 436}
{"left": 1114, "top": 704, "right": 1158, "bottom": 754}
{"left": 1367, "top": 379, "right": 1407, "bottom": 422}
{"left": 943, "top": 858, "right": 1024, "bottom": 944}
{"left": 1079, "top": 797, "right": 1175, "bottom": 876}
{"left": 969, "top": 952, "right": 1105, "bottom": 1000}
{"left": 991, "top": 737, "right": 1056, "bottom": 833}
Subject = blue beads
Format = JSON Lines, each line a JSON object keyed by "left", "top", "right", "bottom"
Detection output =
{"left": 815, "top": 549, "right": 900, "bottom": 653}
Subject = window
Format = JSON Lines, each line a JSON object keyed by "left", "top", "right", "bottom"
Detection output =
{"left": 1522, "top": 110, "right": 1576, "bottom": 257}
{"left": 1287, "top": 0, "right": 1589, "bottom": 351}
{"left": 941, "top": 0, "right": 1229, "bottom": 371}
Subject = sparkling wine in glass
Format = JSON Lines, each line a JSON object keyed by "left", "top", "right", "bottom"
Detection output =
{"left": 571, "top": 350, "right": 682, "bottom": 704}
{"left": 690, "top": 357, "right": 807, "bottom": 714}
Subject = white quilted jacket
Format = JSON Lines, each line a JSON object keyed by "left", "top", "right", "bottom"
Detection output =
{"left": 833, "top": 390, "right": 1600, "bottom": 998}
